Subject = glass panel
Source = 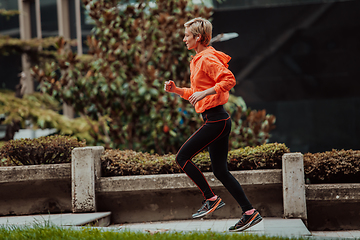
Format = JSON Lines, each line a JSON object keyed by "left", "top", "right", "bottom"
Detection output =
{"left": 0, "top": 0, "right": 20, "bottom": 38}
{"left": 213, "top": 0, "right": 354, "bottom": 10}
{"left": 40, "top": 0, "right": 59, "bottom": 37}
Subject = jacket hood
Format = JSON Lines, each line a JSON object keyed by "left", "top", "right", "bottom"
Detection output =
{"left": 191, "top": 46, "right": 231, "bottom": 68}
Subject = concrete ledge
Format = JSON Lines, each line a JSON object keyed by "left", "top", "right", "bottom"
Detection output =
{"left": 306, "top": 183, "right": 360, "bottom": 201}
{"left": 0, "top": 163, "right": 71, "bottom": 183}
{"left": 96, "top": 169, "right": 282, "bottom": 193}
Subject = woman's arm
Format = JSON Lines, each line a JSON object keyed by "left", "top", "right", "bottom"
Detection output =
{"left": 188, "top": 87, "right": 216, "bottom": 106}
{"left": 164, "top": 80, "right": 217, "bottom": 106}
{"left": 203, "top": 57, "right": 236, "bottom": 94}
{"left": 164, "top": 80, "right": 184, "bottom": 96}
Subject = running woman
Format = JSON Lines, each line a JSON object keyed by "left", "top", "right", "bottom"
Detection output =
{"left": 164, "top": 17, "right": 262, "bottom": 232}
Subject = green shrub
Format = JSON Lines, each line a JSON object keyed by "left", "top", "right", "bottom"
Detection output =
{"left": 304, "top": 149, "right": 360, "bottom": 184}
{"left": 0, "top": 135, "right": 86, "bottom": 165}
{"left": 225, "top": 95, "right": 276, "bottom": 150}
{"left": 227, "top": 143, "right": 289, "bottom": 170}
{"left": 32, "top": 0, "right": 213, "bottom": 154}
{"left": 101, "top": 143, "right": 289, "bottom": 177}
{"left": 32, "top": 0, "right": 276, "bottom": 154}
{"left": 0, "top": 156, "right": 10, "bottom": 166}
{"left": 101, "top": 150, "right": 179, "bottom": 176}
{"left": 0, "top": 90, "right": 99, "bottom": 145}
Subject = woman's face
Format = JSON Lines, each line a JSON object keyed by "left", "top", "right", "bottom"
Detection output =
{"left": 183, "top": 27, "right": 198, "bottom": 50}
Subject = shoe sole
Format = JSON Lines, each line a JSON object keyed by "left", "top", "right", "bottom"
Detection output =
{"left": 192, "top": 201, "right": 225, "bottom": 219}
{"left": 229, "top": 216, "right": 263, "bottom": 232}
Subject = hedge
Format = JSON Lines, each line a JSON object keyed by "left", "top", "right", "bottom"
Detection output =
{"left": 101, "top": 143, "right": 290, "bottom": 177}
{"left": 304, "top": 149, "right": 360, "bottom": 184}
{"left": 0, "top": 135, "right": 86, "bottom": 165}
{"left": 1, "top": 135, "right": 360, "bottom": 184}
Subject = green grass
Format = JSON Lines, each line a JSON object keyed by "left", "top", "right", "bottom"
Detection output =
{"left": 0, "top": 225, "right": 306, "bottom": 240}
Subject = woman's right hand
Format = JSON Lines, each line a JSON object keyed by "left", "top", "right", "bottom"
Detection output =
{"left": 164, "top": 80, "right": 176, "bottom": 93}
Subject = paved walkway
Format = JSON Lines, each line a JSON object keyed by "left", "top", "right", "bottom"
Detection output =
{"left": 116, "top": 217, "right": 311, "bottom": 238}
{"left": 116, "top": 218, "right": 360, "bottom": 239}
{"left": 0, "top": 213, "right": 359, "bottom": 239}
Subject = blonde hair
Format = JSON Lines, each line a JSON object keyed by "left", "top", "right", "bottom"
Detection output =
{"left": 184, "top": 17, "right": 212, "bottom": 46}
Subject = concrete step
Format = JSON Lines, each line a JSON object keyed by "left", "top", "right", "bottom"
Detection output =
{"left": 0, "top": 212, "right": 111, "bottom": 227}
{"left": 116, "top": 217, "right": 311, "bottom": 238}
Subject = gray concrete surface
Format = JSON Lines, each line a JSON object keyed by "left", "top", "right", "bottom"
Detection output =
{"left": 96, "top": 169, "right": 284, "bottom": 224}
{"left": 0, "top": 163, "right": 72, "bottom": 217}
{"left": 0, "top": 212, "right": 111, "bottom": 227}
{"left": 306, "top": 183, "right": 360, "bottom": 201}
{"left": 306, "top": 201, "right": 360, "bottom": 231}
{"left": 72, "top": 146, "right": 104, "bottom": 213}
{"left": 282, "top": 153, "right": 307, "bottom": 221}
{"left": 0, "top": 163, "right": 70, "bottom": 183}
{"left": 117, "top": 217, "right": 312, "bottom": 238}
{"left": 96, "top": 185, "right": 284, "bottom": 224}
{"left": 97, "top": 169, "right": 282, "bottom": 192}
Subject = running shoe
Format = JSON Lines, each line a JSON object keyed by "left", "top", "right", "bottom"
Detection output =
{"left": 229, "top": 209, "right": 262, "bottom": 232}
{"left": 192, "top": 196, "right": 225, "bottom": 218}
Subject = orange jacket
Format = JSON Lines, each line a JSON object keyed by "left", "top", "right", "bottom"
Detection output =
{"left": 181, "top": 46, "right": 236, "bottom": 113}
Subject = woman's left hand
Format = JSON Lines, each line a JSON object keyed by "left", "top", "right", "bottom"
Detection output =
{"left": 189, "top": 91, "right": 207, "bottom": 106}
{"left": 189, "top": 87, "right": 216, "bottom": 106}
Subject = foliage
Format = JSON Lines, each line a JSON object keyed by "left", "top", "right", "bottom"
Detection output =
{"left": 31, "top": 0, "right": 275, "bottom": 154}
{"left": 0, "top": 90, "right": 99, "bottom": 144}
{"left": 0, "top": 36, "right": 60, "bottom": 50}
{"left": 0, "top": 157, "right": 11, "bottom": 166}
{"left": 0, "top": 141, "right": 6, "bottom": 166}
{"left": 101, "top": 149, "right": 178, "bottom": 176}
{"left": 304, "top": 149, "right": 360, "bottom": 184}
{"left": 0, "top": 135, "right": 86, "bottom": 165}
{"left": 227, "top": 143, "right": 288, "bottom": 170}
{"left": 0, "top": 36, "right": 59, "bottom": 60}
{"left": 101, "top": 143, "right": 289, "bottom": 177}
{"left": 0, "top": 225, "right": 302, "bottom": 240}
{"left": 0, "top": 9, "right": 19, "bottom": 18}
{"left": 225, "top": 95, "right": 276, "bottom": 149}
{"left": 32, "top": 0, "right": 212, "bottom": 154}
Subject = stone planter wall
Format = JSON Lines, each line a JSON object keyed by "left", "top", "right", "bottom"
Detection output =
{"left": 0, "top": 147, "right": 359, "bottom": 230}
{"left": 0, "top": 164, "right": 72, "bottom": 216}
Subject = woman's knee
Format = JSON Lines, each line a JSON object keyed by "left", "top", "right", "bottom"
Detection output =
{"left": 175, "top": 153, "right": 187, "bottom": 169}
{"left": 213, "top": 169, "right": 230, "bottom": 182}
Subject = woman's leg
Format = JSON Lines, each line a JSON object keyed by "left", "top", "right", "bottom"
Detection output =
{"left": 207, "top": 118, "right": 263, "bottom": 231}
{"left": 208, "top": 124, "right": 253, "bottom": 212}
{"left": 176, "top": 119, "right": 230, "bottom": 199}
{"left": 176, "top": 124, "right": 215, "bottom": 199}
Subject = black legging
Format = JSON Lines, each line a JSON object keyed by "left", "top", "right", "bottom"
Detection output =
{"left": 176, "top": 105, "right": 253, "bottom": 212}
